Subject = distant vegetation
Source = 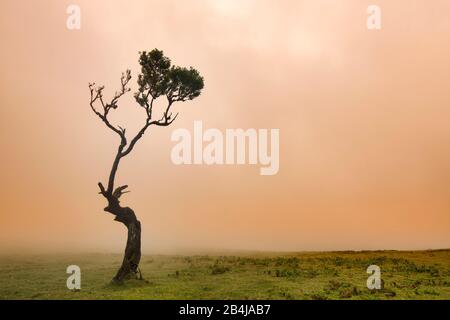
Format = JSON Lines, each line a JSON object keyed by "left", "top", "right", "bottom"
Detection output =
{"left": 0, "top": 250, "right": 448, "bottom": 299}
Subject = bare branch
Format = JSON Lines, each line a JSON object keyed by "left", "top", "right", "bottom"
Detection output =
{"left": 151, "top": 112, "right": 179, "bottom": 127}
{"left": 120, "top": 122, "right": 150, "bottom": 157}
{"left": 88, "top": 71, "right": 131, "bottom": 142}
{"left": 89, "top": 72, "right": 132, "bottom": 197}
{"left": 113, "top": 185, "right": 130, "bottom": 199}
{"left": 106, "top": 70, "right": 132, "bottom": 111}
{"left": 120, "top": 99, "right": 179, "bottom": 157}
{"left": 98, "top": 182, "right": 107, "bottom": 196}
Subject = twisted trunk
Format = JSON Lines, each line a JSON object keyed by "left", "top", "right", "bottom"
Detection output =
{"left": 98, "top": 141, "right": 143, "bottom": 283}
{"left": 103, "top": 197, "right": 142, "bottom": 283}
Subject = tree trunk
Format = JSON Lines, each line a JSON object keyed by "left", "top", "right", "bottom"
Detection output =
{"left": 97, "top": 136, "right": 146, "bottom": 283}
{"left": 113, "top": 207, "right": 142, "bottom": 283}
{"left": 101, "top": 191, "right": 142, "bottom": 283}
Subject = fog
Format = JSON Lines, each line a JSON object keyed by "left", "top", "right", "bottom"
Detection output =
{"left": 0, "top": 0, "right": 449, "bottom": 254}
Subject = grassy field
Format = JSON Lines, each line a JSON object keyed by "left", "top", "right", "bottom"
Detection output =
{"left": 0, "top": 250, "right": 449, "bottom": 300}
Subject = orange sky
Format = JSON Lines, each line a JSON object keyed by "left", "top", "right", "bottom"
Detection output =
{"left": 0, "top": 0, "right": 449, "bottom": 253}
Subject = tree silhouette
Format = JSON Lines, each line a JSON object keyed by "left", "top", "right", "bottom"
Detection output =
{"left": 89, "top": 49, "right": 204, "bottom": 283}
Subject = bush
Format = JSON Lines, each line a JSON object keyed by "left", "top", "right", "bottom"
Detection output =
{"left": 210, "top": 264, "right": 230, "bottom": 275}
{"left": 339, "top": 286, "right": 359, "bottom": 299}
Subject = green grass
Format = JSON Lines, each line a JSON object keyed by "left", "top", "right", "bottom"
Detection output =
{"left": 0, "top": 250, "right": 449, "bottom": 300}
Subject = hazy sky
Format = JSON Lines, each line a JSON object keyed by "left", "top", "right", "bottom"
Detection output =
{"left": 0, "top": 0, "right": 449, "bottom": 253}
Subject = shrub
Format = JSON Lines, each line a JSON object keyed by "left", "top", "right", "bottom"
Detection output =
{"left": 210, "top": 264, "right": 230, "bottom": 275}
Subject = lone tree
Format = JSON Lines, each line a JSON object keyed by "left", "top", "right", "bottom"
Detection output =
{"left": 88, "top": 49, "right": 204, "bottom": 283}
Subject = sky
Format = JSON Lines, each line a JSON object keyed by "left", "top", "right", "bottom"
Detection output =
{"left": 0, "top": 0, "right": 449, "bottom": 253}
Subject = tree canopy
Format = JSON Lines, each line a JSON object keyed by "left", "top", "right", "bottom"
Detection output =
{"left": 135, "top": 49, "right": 204, "bottom": 107}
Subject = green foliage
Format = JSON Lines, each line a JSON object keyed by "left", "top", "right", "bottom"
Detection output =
{"left": 134, "top": 49, "right": 204, "bottom": 107}
{"left": 166, "top": 66, "right": 204, "bottom": 101}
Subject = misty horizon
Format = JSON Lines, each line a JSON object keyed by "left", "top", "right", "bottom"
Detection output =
{"left": 1, "top": 0, "right": 449, "bottom": 254}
